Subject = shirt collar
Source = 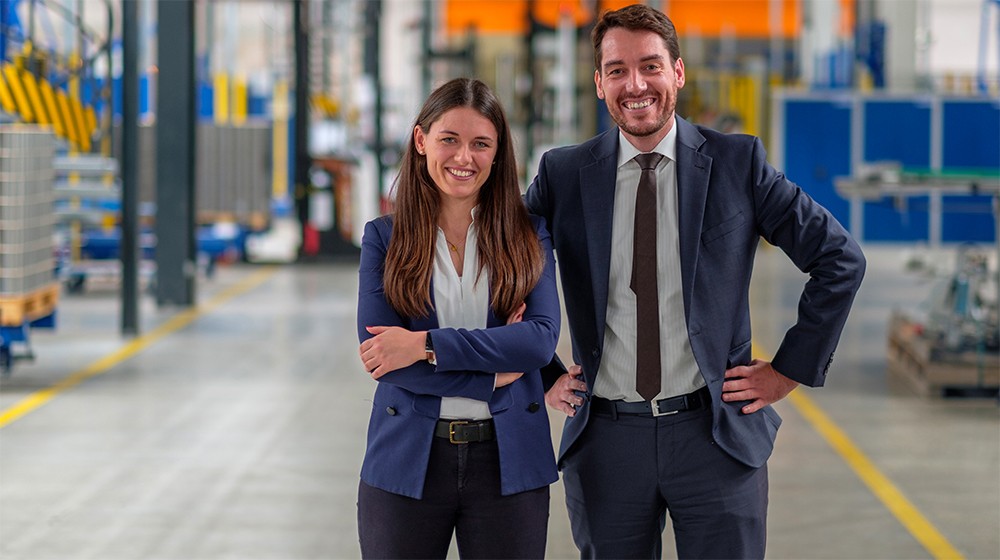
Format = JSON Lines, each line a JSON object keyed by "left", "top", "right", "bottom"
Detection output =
{"left": 616, "top": 115, "right": 677, "bottom": 169}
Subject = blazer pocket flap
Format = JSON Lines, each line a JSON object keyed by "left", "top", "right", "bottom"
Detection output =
{"left": 762, "top": 404, "right": 782, "bottom": 429}
{"left": 727, "top": 339, "right": 752, "bottom": 368}
{"left": 488, "top": 385, "right": 514, "bottom": 414}
{"left": 411, "top": 394, "right": 441, "bottom": 418}
{"left": 701, "top": 211, "right": 746, "bottom": 244}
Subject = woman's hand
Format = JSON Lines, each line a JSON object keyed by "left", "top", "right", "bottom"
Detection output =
{"left": 359, "top": 326, "right": 425, "bottom": 379}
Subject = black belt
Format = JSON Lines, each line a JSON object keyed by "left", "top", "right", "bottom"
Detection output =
{"left": 591, "top": 387, "right": 710, "bottom": 417}
{"left": 434, "top": 419, "right": 495, "bottom": 444}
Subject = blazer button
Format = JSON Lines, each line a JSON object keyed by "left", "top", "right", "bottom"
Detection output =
{"left": 528, "top": 402, "right": 540, "bottom": 413}
{"left": 385, "top": 406, "right": 397, "bottom": 416}
{"left": 592, "top": 348, "right": 600, "bottom": 358}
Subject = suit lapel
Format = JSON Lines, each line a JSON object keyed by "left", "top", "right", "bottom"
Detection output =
{"left": 674, "top": 117, "right": 711, "bottom": 321}
{"left": 579, "top": 129, "right": 619, "bottom": 346}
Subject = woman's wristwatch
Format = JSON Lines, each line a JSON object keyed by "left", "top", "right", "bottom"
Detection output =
{"left": 425, "top": 332, "right": 436, "bottom": 365}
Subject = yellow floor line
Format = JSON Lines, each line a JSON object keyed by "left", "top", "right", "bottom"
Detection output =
{"left": 0, "top": 266, "right": 276, "bottom": 429}
{"left": 755, "top": 343, "right": 965, "bottom": 560}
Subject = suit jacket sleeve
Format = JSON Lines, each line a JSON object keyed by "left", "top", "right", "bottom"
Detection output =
{"left": 431, "top": 218, "right": 561, "bottom": 376}
{"left": 525, "top": 155, "right": 567, "bottom": 393}
{"left": 750, "top": 137, "right": 866, "bottom": 386}
{"left": 357, "top": 218, "right": 495, "bottom": 401}
{"left": 524, "top": 161, "right": 552, "bottom": 225}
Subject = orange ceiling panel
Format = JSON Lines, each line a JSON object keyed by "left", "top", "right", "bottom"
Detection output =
{"left": 443, "top": 0, "right": 853, "bottom": 39}
{"left": 445, "top": 0, "right": 649, "bottom": 35}
{"left": 667, "top": 0, "right": 800, "bottom": 39}
{"left": 445, "top": 0, "right": 527, "bottom": 35}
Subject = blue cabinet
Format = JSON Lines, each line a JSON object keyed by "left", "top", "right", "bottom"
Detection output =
{"left": 775, "top": 93, "right": 998, "bottom": 244}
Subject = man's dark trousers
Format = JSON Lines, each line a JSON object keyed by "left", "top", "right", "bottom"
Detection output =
{"left": 561, "top": 405, "right": 768, "bottom": 559}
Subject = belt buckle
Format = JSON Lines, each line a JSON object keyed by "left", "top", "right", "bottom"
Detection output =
{"left": 448, "top": 420, "right": 469, "bottom": 444}
{"left": 651, "top": 399, "right": 679, "bottom": 417}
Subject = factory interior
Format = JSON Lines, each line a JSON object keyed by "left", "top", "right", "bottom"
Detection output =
{"left": 0, "top": 0, "right": 998, "bottom": 559}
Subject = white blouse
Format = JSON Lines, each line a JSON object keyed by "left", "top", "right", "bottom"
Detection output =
{"left": 432, "top": 215, "right": 494, "bottom": 420}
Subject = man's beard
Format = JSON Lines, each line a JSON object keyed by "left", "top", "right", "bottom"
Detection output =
{"left": 609, "top": 96, "right": 673, "bottom": 137}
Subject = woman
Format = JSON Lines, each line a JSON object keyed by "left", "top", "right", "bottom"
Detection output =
{"left": 356, "top": 78, "right": 560, "bottom": 559}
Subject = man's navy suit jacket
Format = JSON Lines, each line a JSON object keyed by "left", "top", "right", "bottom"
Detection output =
{"left": 356, "top": 214, "right": 561, "bottom": 499}
{"left": 525, "top": 117, "right": 866, "bottom": 468}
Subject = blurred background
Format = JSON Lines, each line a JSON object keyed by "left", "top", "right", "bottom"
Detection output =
{"left": 0, "top": 1, "right": 997, "bottom": 559}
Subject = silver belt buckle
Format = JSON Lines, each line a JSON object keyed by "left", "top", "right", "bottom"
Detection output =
{"left": 651, "top": 399, "right": 678, "bottom": 417}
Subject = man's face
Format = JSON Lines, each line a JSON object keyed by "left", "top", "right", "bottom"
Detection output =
{"left": 595, "top": 27, "right": 685, "bottom": 149}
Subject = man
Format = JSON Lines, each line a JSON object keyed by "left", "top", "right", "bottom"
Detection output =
{"left": 526, "top": 4, "right": 865, "bottom": 559}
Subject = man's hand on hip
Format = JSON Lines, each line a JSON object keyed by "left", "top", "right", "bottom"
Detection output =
{"left": 545, "top": 365, "right": 588, "bottom": 417}
{"left": 722, "top": 359, "right": 799, "bottom": 414}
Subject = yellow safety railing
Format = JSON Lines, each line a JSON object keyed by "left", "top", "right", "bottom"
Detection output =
{"left": 39, "top": 79, "right": 64, "bottom": 138}
{"left": 55, "top": 88, "right": 79, "bottom": 147}
{"left": 0, "top": 66, "right": 100, "bottom": 152}
{"left": 68, "top": 93, "right": 90, "bottom": 152}
{"left": 3, "top": 63, "right": 35, "bottom": 122}
{"left": 0, "top": 47, "right": 100, "bottom": 152}
{"left": 20, "top": 70, "right": 50, "bottom": 125}
{"left": 0, "top": 71, "right": 17, "bottom": 113}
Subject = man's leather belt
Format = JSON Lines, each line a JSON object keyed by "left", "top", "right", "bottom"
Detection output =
{"left": 591, "top": 387, "right": 710, "bottom": 417}
{"left": 434, "top": 419, "right": 495, "bottom": 444}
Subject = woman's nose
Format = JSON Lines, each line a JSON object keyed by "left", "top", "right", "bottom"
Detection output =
{"left": 454, "top": 144, "right": 472, "bottom": 164}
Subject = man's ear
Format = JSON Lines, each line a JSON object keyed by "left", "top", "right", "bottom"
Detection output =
{"left": 594, "top": 69, "right": 605, "bottom": 100}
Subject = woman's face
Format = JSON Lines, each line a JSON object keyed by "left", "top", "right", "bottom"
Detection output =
{"left": 413, "top": 106, "right": 498, "bottom": 205}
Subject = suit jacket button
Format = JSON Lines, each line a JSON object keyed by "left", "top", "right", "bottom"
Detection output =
{"left": 592, "top": 348, "right": 600, "bottom": 358}
{"left": 385, "top": 406, "right": 397, "bottom": 416}
{"left": 528, "top": 402, "right": 540, "bottom": 413}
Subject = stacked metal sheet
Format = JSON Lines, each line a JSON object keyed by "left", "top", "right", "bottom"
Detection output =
{"left": 0, "top": 126, "right": 55, "bottom": 296}
{"left": 129, "top": 122, "right": 272, "bottom": 228}
{"left": 195, "top": 122, "right": 272, "bottom": 228}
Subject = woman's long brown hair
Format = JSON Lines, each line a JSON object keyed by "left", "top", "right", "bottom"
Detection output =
{"left": 382, "top": 78, "right": 543, "bottom": 320}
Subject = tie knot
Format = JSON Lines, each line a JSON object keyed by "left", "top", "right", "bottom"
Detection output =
{"left": 635, "top": 152, "right": 663, "bottom": 171}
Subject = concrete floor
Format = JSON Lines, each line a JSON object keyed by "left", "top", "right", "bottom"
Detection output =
{"left": 0, "top": 245, "right": 997, "bottom": 560}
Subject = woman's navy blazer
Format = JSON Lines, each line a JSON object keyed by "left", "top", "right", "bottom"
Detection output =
{"left": 356, "top": 214, "right": 561, "bottom": 499}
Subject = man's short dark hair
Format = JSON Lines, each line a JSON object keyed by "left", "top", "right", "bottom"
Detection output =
{"left": 591, "top": 4, "right": 681, "bottom": 72}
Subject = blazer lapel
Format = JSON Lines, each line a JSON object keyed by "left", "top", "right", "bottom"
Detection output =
{"left": 674, "top": 117, "right": 711, "bottom": 321}
{"left": 579, "top": 129, "right": 620, "bottom": 347}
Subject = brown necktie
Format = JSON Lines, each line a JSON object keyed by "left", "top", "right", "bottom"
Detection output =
{"left": 631, "top": 153, "right": 663, "bottom": 401}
